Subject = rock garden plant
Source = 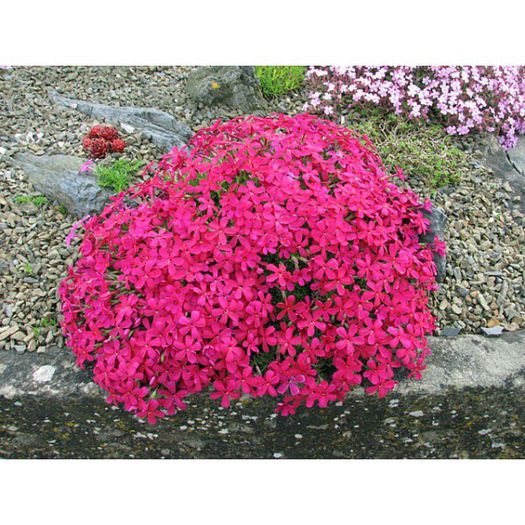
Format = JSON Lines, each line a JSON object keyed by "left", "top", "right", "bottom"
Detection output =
{"left": 255, "top": 66, "right": 306, "bottom": 98}
{"left": 14, "top": 194, "right": 49, "bottom": 208}
{"left": 95, "top": 158, "right": 145, "bottom": 193}
{"left": 59, "top": 113, "right": 442, "bottom": 423}
{"left": 342, "top": 107, "right": 470, "bottom": 188}
{"left": 305, "top": 66, "right": 525, "bottom": 149}
{"left": 82, "top": 124, "right": 126, "bottom": 158}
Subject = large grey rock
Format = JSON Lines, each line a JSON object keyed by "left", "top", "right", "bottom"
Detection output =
{"left": 420, "top": 206, "right": 447, "bottom": 282}
{"left": 12, "top": 153, "right": 113, "bottom": 217}
{"left": 479, "top": 134, "right": 525, "bottom": 212}
{"left": 186, "top": 66, "right": 266, "bottom": 112}
{"left": 49, "top": 89, "right": 193, "bottom": 151}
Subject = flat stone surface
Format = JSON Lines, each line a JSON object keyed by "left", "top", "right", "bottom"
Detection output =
{"left": 32, "top": 365, "right": 56, "bottom": 383}
{"left": 440, "top": 326, "right": 462, "bottom": 337}
{"left": 481, "top": 326, "right": 505, "bottom": 336}
{"left": 0, "top": 332, "right": 523, "bottom": 458}
{"left": 396, "top": 331, "right": 525, "bottom": 394}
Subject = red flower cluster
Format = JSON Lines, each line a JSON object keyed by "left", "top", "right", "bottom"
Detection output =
{"left": 60, "top": 113, "right": 440, "bottom": 424}
{"left": 82, "top": 125, "right": 126, "bottom": 158}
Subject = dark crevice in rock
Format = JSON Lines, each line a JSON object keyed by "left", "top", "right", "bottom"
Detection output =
{"left": 505, "top": 150, "right": 524, "bottom": 176}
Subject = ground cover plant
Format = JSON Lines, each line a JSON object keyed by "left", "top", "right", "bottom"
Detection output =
{"left": 59, "top": 113, "right": 442, "bottom": 424}
{"left": 95, "top": 158, "right": 144, "bottom": 193}
{"left": 344, "top": 107, "right": 469, "bottom": 188}
{"left": 305, "top": 66, "right": 525, "bottom": 149}
{"left": 14, "top": 194, "right": 48, "bottom": 207}
{"left": 255, "top": 66, "right": 305, "bottom": 98}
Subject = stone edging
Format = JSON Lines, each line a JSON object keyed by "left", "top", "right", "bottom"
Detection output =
{"left": 1, "top": 331, "right": 523, "bottom": 402}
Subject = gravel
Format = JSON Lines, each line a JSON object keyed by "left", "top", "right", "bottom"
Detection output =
{"left": 417, "top": 158, "right": 525, "bottom": 335}
{"left": 0, "top": 66, "right": 524, "bottom": 355}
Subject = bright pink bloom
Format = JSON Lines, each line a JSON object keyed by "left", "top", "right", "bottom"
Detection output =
{"left": 59, "top": 113, "right": 438, "bottom": 423}
{"left": 79, "top": 159, "right": 95, "bottom": 173}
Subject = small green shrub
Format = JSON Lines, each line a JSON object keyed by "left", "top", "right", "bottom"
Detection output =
{"left": 14, "top": 194, "right": 48, "bottom": 207}
{"left": 95, "top": 159, "right": 144, "bottom": 193}
{"left": 255, "top": 66, "right": 305, "bottom": 98}
{"left": 346, "top": 108, "right": 468, "bottom": 188}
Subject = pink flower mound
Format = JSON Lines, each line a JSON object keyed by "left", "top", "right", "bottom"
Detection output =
{"left": 59, "top": 113, "right": 439, "bottom": 424}
{"left": 305, "top": 66, "right": 525, "bottom": 150}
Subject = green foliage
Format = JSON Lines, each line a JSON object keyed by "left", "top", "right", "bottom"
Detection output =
{"left": 32, "top": 316, "right": 58, "bottom": 341}
{"left": 14, "top": 194, "right": 48, "bottom": 207}
{"left": 95, "top": 159, "right": 144, "bottom": 193}
{"left": 41, "top": 316, "right": 57, "bottom": 328}
{"left": 345, "top": 107, "right": 468, "bottom": 188}
{"left": 251, "top": 347, "right": 277, "bottom": 374}
{"left": 255, "top": 66, "right": 305, "bottom": 98}
{"left": 188, "top": 173, "right": 207, "bottom": 187}
{"left": 23, "top": 262, "right": 33, "bottom": 274}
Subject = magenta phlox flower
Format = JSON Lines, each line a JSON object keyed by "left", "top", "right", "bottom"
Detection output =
{"left": 60, "top": 113, "right": 438, "bottom": 422}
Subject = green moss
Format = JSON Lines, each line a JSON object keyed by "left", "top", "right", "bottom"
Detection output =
{"left": 345, "top": 107, "right": 469, "bottom": 188}
{"left": 255, "top": 66, "right": 305, "bottom": 98}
